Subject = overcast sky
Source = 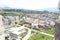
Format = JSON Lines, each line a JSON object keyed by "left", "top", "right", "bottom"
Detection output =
{"left": 0, "top": 0, "right": 59, "bottom": 10}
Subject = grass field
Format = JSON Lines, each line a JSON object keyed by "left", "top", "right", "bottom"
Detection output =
{"left": 29, "top": 34, "right": 54, "bottom": 40}
{"left": 45, "top": 28, "right": 55, "bottom": 35}
{"left": 0, "top": 11, "right": 25, "bottom": 16}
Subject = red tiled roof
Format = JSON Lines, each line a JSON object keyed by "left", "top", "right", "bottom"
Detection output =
{"left": 25, "top": 17, "right": 45, "bottom": 27}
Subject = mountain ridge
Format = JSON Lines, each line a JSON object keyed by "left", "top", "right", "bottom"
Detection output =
{"left": 0, "top": 6, "right": 58, "bottom": 13}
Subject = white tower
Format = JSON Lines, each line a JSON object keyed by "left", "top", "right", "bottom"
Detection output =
{"left": 0, "top": 15, "right": 5, "bottom": 40}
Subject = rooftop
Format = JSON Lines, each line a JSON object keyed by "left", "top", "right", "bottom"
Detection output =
{"left": 9, "top": 26, "right": 25, "bottom": 35}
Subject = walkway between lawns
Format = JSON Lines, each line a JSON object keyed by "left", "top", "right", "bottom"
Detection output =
{"left": 32, "top": 29, "right": 54, "bottom": 37}
{"left": 23, "top": 28, "right": 31, "bottom": 40}
{"left": 25, "top": 27, "right": 54, "bottom": 37}
{"left": 23, "top": 27, "right": 54, "bottom": 40}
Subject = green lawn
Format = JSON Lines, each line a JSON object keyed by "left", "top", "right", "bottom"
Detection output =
{"left": 29, "top": 34, "right": 54, "bottom": 40}
{"left": 45, "top": 28, "right": 55, "bottom": 35}
{"left": 0, "top": 12, "right": 25, "bottom": 16}
{"left": 0, "top": 13, "right": 21, "bottom": 16}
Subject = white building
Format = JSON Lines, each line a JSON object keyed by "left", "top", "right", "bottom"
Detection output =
{"left": 50, "top": 21, "right": 55, "bottom": 26}
{"left": 9, "top": 26, "right": 26, "bottom": 40}
{"left": 0, "top": 15, "right": 5, "bottom": 40}
{"left": 31, "top": 23, "right": 38, "bottom": 28}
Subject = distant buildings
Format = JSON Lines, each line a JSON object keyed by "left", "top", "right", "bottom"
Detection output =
{"left": 24, "top": 17, "right": 51, "bottom": 29}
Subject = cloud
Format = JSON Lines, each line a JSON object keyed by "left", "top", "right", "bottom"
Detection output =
{"left": 0, "top": 0, "right": 59, "bottom": 10}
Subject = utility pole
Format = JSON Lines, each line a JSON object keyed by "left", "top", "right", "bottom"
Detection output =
{"left": 55, "top": 0, "right": 60, "bottom": 40}
{"left": 55, "top": 22, "right": 60, "bottom": 40}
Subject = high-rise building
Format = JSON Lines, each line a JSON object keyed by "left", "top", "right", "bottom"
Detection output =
{"left": 0, "top": 15, "right": 5, "bottom": 40}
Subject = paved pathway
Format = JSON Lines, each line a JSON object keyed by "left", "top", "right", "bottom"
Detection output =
{"left": 22, "top": 26, "right": 54, "bottom": 40}
{"left": 32, "top": 29, "right": 54, "bottom": 37}
{"left": 25, "top": 27, "right": 54, "bottom": 37}
{"left": 39, "top": 32, "right": 54, "bottom": 37}
{"left": 23, "top": 28, "right": 31, "bottom": 40}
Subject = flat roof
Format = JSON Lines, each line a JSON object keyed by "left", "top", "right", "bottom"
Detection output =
{"left": 9, "top": 26, "right": 25, "bottom": 35}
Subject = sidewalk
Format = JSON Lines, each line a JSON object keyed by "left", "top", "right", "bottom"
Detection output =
{"left": 23, "top": 28, "right": 31, "bottom": 40}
